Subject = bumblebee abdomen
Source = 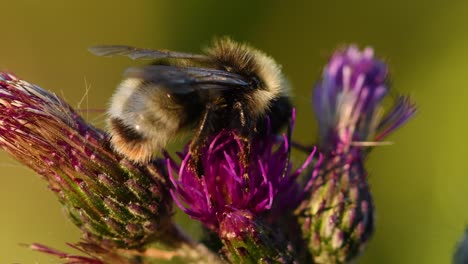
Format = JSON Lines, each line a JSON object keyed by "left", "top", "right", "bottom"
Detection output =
{"left": 107, "top": 77, "right": 202, "bottom": 162}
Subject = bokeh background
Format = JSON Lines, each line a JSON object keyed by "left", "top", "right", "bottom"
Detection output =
{"left": 0, "top": 0, "right": 466, "bottom": 263}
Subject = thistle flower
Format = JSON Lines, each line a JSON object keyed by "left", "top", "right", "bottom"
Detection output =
{"left": 0, "top": 73, "right": 173, "bottom": 250}
{"left": 299, "top": 46, "right": 416, "bottom": 263}
{"left": 169, "top": 114, "right": 317, "bottom": 262}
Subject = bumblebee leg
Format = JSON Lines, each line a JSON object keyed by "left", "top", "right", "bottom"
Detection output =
{"left": 188, "top": 107, "right": 213, "bottom": 176}
{"left": 232, "top": 101, "right": 252, "bottom": 170}
{"left": 282, "top": 114, "right": 292, "bottom": 178}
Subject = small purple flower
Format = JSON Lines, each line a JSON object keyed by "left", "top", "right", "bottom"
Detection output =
{"left": 313, "top": 46, "right": 416, "bottom": 154}
{"left": 168, "top": 111, "right": 317, "bottom": 233}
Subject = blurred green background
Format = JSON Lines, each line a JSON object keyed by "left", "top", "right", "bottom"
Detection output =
{"left": 0, "top": 0, "right": 466, "bottom": 263}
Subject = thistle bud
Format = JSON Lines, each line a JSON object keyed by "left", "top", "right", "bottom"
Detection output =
{"left": 0, "top": 73, "right": 173, "bottom": 249}
{"left": 300, "top": 46, "right": 416, "bottom": 263}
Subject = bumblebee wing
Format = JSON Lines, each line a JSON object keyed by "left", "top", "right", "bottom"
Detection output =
{"left": 88, "top": 45, "right": 207, "bottom": 60}
{"left": 124, "top": 65, "right": 250, "bottom": 93}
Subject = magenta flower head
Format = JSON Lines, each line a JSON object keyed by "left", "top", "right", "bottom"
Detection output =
{"left": 299, "top": 46, "right": 416, "bottom": 263}
{"left": 169, "top": 112, "right": 317, "bottom": 262}
{"left": 0, "top": 73, "right": 174, "bottom": 253}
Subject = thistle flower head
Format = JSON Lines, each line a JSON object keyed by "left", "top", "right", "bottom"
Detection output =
{"left": 300, "top": 46, "right": 417, "bottom": 263}
{"left": 0, "top": 73, "right": 173, "bottom": 249}
{"left": 313, "top": 45, "right": 416, "bottom": 154}
{"left": 169, "top": 113, "right": 316, "bottom": 233}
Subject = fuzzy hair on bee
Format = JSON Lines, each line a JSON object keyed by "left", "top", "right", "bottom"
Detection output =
{"left": 89, "top": 38, "right": 292, "bottom": 167}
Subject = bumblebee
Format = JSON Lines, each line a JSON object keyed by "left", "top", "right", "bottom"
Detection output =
{"left": 90, "top": 38, "right": 292, "bottom": 169}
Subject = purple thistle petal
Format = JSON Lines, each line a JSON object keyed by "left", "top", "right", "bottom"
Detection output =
{"left": 266, "top": 181, "right": 274, "bottom": 210}
{"left": 303, "top": 153, "right": 323, "bottom": 193}
{"left": 290, "top": 146, "right": 318, "bottom": 180}
{"left": 258, "top": 159, "right": 269, "bottom": 184}
{"left": 166, "top": 158, "right": 179, "bottom": 188}
{"left": 376, "top": 96, "right": 417, "bottom": 141}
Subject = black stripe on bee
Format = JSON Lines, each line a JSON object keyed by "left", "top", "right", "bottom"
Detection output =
{"left": 109, "top": 117, "right": 146, "bottom": 143}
